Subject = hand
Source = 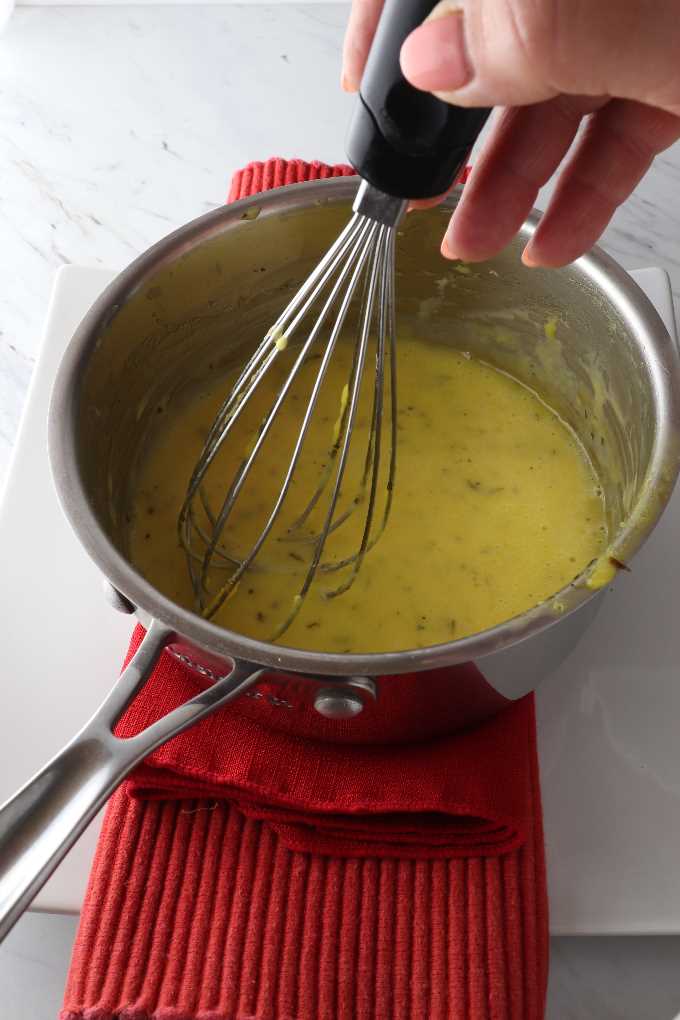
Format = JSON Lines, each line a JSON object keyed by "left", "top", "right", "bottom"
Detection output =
{"left": 342, "top": 0, "right": 680, "bottom": 266}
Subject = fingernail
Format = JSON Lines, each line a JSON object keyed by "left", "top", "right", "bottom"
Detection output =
{"left": 341, "top": 72, "right": 351, "bottom": 92}
{"left": 521, "top": 246, "right": 539, "bottom": 267}
{"left": 400, "top": 1, "right": 471, "bottom": 94}
{"left": 441, "top": 234, "right": 458, "bottom": 260}
{"left": 441, "top": 213, "right": 460, "bottom": 259}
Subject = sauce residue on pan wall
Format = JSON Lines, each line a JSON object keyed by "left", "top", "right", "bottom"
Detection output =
{"left": 129, "top": 332, "right": 608, "bottom": 653}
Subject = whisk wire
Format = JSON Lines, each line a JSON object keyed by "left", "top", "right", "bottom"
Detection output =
{"left": 193, "top": 214, "right": 383, "bottom": 618}
{"left": 268, "top": 222, "right": 390, "bottom": 638}
{"left": 179, "top": 213, "right": 371, "bottom": 519}
{"left": 321, "top": 225, "right": 397, "bottom": 590}
{"left": 199, "top": 220, "right": 378, "bottom": 579}
{"left": 179, "top": 182, "right": 407, "bottom": 639}
{"left": 178, "top": 214, "right": 372, "bottom": 585}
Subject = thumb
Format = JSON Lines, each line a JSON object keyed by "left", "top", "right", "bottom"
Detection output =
{"left": 400, "top": 0, "right": 680, "bottom": 113}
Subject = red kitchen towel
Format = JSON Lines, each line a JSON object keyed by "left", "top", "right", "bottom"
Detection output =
{"left": 61, "top": 158, "right": 548, "bottom": 1020}
{"left": 118, "top": 629, "right": 533, "bottom": 860}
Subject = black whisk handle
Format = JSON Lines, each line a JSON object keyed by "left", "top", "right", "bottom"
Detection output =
{"left": 346, "top": 0, "right": 491, "bottom": 200}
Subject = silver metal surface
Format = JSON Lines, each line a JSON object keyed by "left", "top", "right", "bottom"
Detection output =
{"left": 314, "top": 688, "right": 365, "bottom": 718}
{"left": 1, "top": 175, "right": 673, "bottom": 942}
{"left": 352, "top": 179, "right": 408, "bottom": 228}
{"left": 344, "top": 676, "right": 378, "bottom": 701}
{"left": 101, "top": 579, "right": 136, "bottom": 615}
{"left": 179, "top": 186, "right": 401, "bottom": 639}
{"left": 0, "top": 621, "right": 264, "bottom": 943}
{"left": 48, "top": 176, "right": 680, "bottom": 679}
{"left": 313, "top": 674, "right": 378, "bottom": 718}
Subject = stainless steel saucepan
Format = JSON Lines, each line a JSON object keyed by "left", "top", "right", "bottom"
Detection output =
{"left": 1, "top": 177, "right": 679, "bottom": 942}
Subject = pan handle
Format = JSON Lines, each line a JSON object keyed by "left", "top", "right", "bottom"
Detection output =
{"left": 0, "top": 619, "right": 263, "bottom": 944}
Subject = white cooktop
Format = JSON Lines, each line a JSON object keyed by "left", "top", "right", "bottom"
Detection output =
{"left": 0, "top": 265, "right": 678, "bottom": 935}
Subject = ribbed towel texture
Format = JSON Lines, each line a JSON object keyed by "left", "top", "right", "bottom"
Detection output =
{"left": 61, "top": 158, "right": 548, "bottom": 1020}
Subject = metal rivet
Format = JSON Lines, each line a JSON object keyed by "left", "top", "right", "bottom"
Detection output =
{"left": 313, "top": 688, "right": 365, "bottom": 719}
{"left": 101, "top": 579, "right": 136, "bottom": 615}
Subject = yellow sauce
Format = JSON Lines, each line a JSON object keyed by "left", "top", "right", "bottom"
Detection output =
{"left": 586, "top": 554, "right": 619, "bottom": 590}
{"left": 129, "top": 333, "right": 607, "bottom": 653}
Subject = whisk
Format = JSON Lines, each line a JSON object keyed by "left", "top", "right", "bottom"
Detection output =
{"left": 179, "top": 0, "right": 490, "bottom": 640}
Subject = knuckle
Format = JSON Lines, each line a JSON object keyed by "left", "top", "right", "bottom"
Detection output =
{"left": 500, "top": 0, "right": 558, "bottom": 76}
{"left": 466, "top": 0, "right": 561, "bottom": 95}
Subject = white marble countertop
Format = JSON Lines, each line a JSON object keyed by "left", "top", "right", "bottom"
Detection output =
{"left": 2, "top": 4, "right": 680, "bottom": 488}
{"left": 1, "top": 6, "right": 680, "bottom": 1018}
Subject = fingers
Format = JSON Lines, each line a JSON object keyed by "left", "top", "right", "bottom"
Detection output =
{"left": 342, "top": 0, "right": 384, "bottom": 92}
{"left": 442, "top": 96, "right": 605, "bottom": 261}
{"left": 399, "top": 0, "right": 680, "bottom": 114}
{"left": 442, "top": 98, "right": 680, "bottom": 267}
{"left": 400, "top": 0, "right": 560, "bottom": 108}
{"left": 524, "top": 101, "right": 680, "bottom": 266}
{"left": 409, "top": 177, "right": 461, "bottom": 212}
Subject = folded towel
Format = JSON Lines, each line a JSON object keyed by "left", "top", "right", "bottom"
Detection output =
{"left": 61, "top": 158, "right": 548, "bottom": 1020}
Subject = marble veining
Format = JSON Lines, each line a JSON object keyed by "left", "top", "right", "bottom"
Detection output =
{"left": 1, "top": 6, "right": 680, "bottom": 486}
{"left": 1, "top": 8, "right": 680, "bottom": 1014}
{"left": 0, "top": 4, "right": 356, "bottom": 482}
